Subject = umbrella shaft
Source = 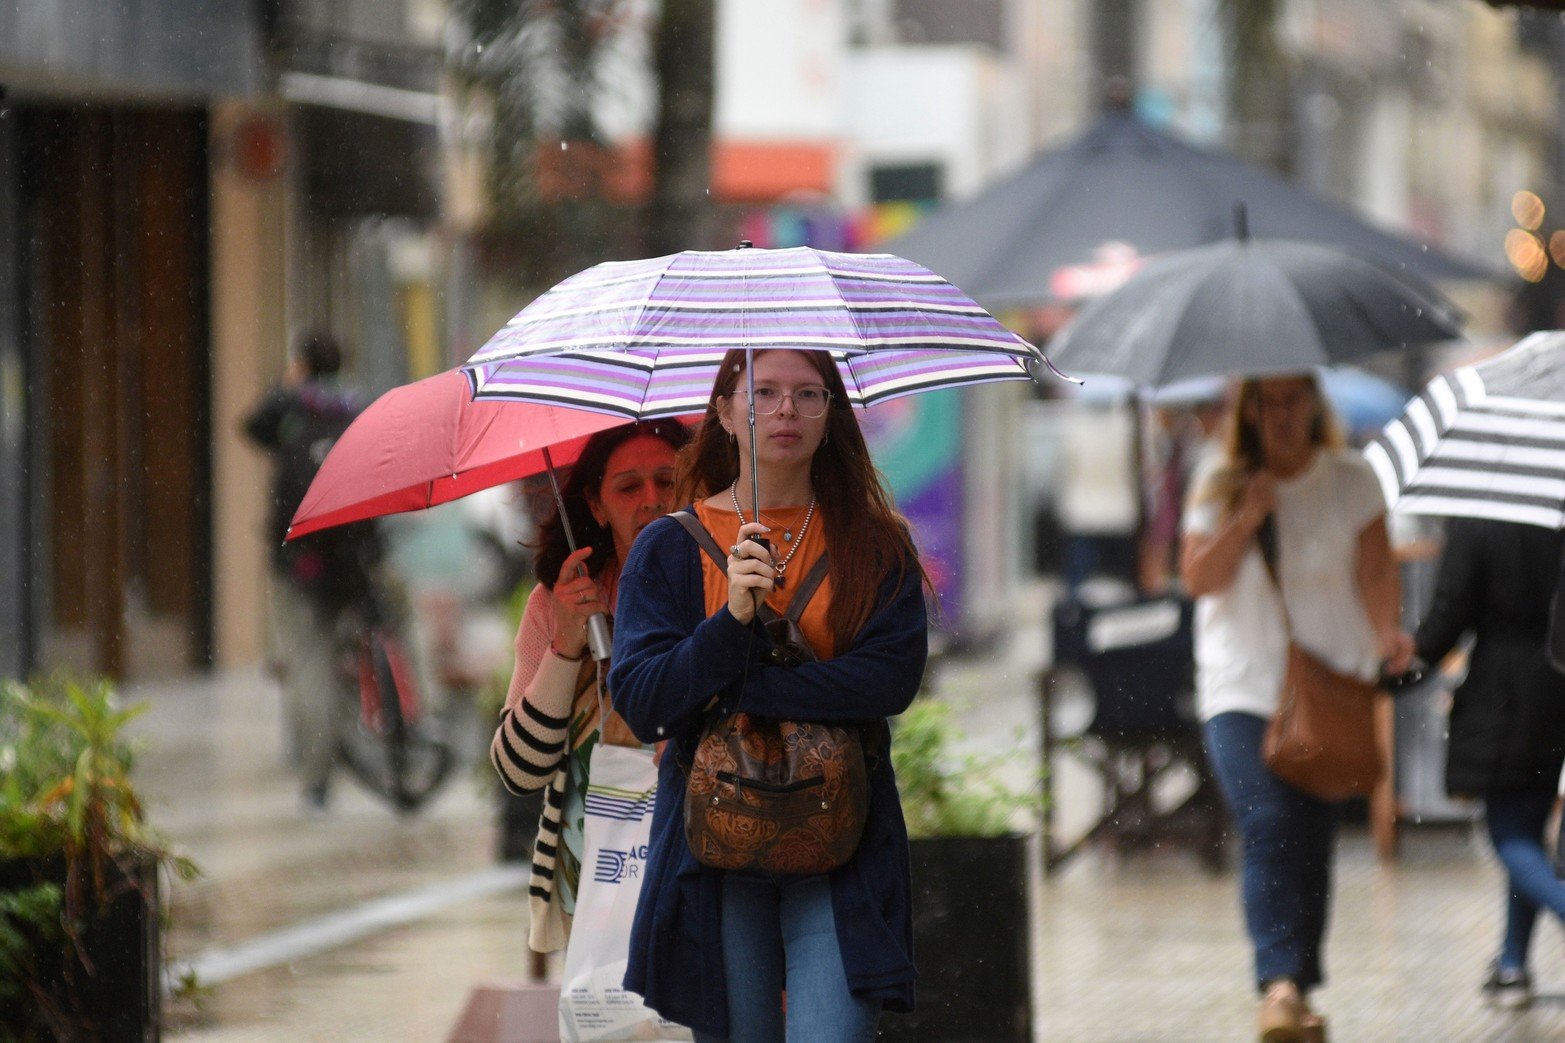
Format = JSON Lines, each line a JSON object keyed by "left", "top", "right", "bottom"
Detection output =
{"left": 747, "top": 349, "right": 761, "bottom": 518}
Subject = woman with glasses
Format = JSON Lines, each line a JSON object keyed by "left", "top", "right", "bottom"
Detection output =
{"left": 609, "top": 348, "right": 931, "bottom": 1041}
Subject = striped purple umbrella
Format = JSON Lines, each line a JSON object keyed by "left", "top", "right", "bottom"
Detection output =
{"left": 461, "top": 245, "right": 1052, "bottom": 419}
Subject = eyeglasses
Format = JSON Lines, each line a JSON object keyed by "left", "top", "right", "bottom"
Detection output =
{"left": 737, "top": 385, "right": 832, "bottom": 419}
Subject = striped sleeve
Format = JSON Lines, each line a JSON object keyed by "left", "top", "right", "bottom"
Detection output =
{"left": 491, "top": 584, "right": 575, "bottom": 795}
{"left": 491, "top": 702, "right": 569, "bottom": 795}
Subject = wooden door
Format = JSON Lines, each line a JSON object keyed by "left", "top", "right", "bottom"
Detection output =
{"left": 23, "top": 105, "right": 210, "bottom": 678}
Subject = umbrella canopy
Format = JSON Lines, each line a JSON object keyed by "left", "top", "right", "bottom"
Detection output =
{"left": 463, "top": 245, "right": 1046, "bottom": 418}
{"left": 883, "top": 109, "right": 1494, "bottom": 308}
{"left": 1046, "top": 234, "right": 1464, "bottom": 388}
{"left": 287, "top": 369, "right": 631, "bottom": 540}
{"left": 1365, "top": 331, "right": 1565, "bottom": 530}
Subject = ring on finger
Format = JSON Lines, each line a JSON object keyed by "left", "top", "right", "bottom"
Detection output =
{"left": 729, "top": 544, "right": 741, "bottom": 557}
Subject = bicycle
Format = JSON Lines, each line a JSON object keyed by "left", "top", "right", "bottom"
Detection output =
{"left": 332, "top": 572, "right": 456, "bottom": 814}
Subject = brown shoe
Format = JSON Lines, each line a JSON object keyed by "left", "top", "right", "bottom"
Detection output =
{"left": 1258, "top": 980, "right": 1307, "bottom": 1043}
{"left": 1300, "top": 1011, "right": 1327, "bottom": 1043}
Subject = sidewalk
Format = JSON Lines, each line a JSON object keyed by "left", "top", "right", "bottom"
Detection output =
{"left": 131, "top": 605, "right": 1565, "bottom": 1041}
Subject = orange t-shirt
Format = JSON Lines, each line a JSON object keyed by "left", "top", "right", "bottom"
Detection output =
{"left": 693, "top": 499, "right": 834, "bottom": 660}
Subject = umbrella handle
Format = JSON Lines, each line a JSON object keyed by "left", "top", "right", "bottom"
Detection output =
{"left": 586, "top": 612, "right": 613, "bottom": 663}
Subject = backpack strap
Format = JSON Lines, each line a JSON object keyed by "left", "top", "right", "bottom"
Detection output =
{"left": 671, "top": 511, "right": 729, "bottom": 571}
{"left": 670, "top": 510, "right": 830, "bottom": 626}
{"left": 781, "top": 554, "right": 831, "bottom": 624}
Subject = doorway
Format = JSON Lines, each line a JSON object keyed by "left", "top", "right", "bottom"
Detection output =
{"left": 20, "top": 104, "right": 212, "bottom": 678}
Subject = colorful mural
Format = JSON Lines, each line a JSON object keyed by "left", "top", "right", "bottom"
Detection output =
{"left": 861, "top": 390, "right": 964, "bottom": 631}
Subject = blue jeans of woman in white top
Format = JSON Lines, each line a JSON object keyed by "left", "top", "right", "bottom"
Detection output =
{"left": 1204, "top": 711, "right": 1339, "bottom": 993}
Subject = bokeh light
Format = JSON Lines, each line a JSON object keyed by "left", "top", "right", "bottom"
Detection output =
{"left": 1548, "top": 231, "right": 1565, "bottom": 268}
{"left": 1512, "top": 190, "right": 1546, "bottom": 230}
{"left": 1505, "top": 227, "right": 1549, "bottom": 282}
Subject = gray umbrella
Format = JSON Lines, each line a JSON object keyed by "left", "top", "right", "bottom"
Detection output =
{"left": 1046, "top": 225, "right": 1465, "bottom": 388}
{"left": 884, "top": 108, "right": 1495, "bottom": 308}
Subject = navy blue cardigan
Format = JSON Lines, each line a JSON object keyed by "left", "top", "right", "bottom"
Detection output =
{"left": 608, "top": 513, "right": 928, "bottom": 1036}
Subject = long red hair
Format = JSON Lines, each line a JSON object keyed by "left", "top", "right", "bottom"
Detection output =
{"left": 674, "top": 349, "right": 929, "bottom": 651}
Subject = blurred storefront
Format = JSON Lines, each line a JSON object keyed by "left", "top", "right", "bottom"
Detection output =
{"left": 0, "top": 0, "right": 451, "bottom": 681}
{"left": 0, "top": 0, "right": 265, "bottom": 680}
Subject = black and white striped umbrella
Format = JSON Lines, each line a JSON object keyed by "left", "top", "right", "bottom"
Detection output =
{"left": 1365, "top": 331, "right": 1565, "bottom": 529}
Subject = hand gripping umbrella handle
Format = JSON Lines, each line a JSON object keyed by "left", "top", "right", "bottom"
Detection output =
{"left": 543, "top": 445, "right": 614, "bottom": 662}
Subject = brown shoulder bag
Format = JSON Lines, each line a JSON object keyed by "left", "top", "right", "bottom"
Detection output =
{"left": 670, "top": 511, "right": 872, "bottom": 876}
{"left": 1258, "top": 525, "right": 1383, "bottom": 801}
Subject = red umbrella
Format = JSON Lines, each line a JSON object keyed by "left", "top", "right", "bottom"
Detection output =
{"left": 287, "top": 369, "right": 628, "bottom": 540}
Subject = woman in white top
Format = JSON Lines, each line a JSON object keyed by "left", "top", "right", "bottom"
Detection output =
{"left": 1181, "top": 374, "right": 1409, "bottom": 1043}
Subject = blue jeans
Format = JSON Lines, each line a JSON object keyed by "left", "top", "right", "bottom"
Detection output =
{"left": 693, "top": 873, "right": 879, "bottom": 1043}
{"left": 1484, "top": 791, "right": 1565, "bottom": 971}
{"left": 1204, "top": 712, "right": 1338, "bottom": 993}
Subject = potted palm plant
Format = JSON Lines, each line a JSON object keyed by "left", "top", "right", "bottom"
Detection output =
{"left": 0, "top": 675, "right": 195, "bottom": 1041}
{"left": 880, "top": 697, "right": 1036, "bottom": 1043}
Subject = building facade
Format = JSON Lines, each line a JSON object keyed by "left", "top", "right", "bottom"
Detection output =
{"left": 0, "top": 0, "right": 450, "bottom": 680}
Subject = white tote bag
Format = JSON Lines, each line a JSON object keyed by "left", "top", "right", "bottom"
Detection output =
{"left": 558, "top": 744, "right": 692, "bottom": 1042}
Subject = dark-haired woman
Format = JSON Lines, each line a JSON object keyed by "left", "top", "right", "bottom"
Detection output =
{"left": 490, "top": 418, "right": 690, "bottom": 954}
{"left": 1410, "top": 517, "right": 1565, "bottom": 1010}
{"left": 609, "top": 349, "right": 930, "bottom": 1041}
{"left": 1181, "top": 374, "right": 1409, "bottom": 1043}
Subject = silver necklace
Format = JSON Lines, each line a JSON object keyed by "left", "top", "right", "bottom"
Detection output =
{"left": 731, "top": 481, "right": 816, "bottom": 587}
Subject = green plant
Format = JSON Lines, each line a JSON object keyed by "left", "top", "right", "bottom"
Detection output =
{"left": 0, "top": 674, "right": 197, "bottom": 1036}
{"left": 0, "top": 882, "right": 62, "bottom": 1010}
{"left": 1, "top": 675, "right": 195, "bottom": 871}
{"left": 892, "top": 697, "right": 1041, "bottom": 840}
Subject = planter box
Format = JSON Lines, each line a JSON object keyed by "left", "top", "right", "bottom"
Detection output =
{"left": 879, "top": 834, "right": 1031, "bottom": 1043}
{"left": 0, "top": 855, "right": 161, "bottom": 1041}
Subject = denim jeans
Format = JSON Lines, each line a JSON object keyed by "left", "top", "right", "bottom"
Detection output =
{"left": 1204, "top": 711, "right": 1339, "bottom": 993}
{"left": 693, "top": 873, "right": 879, "bottom": 1043}
{"left": 1484, "top": 790, "right": 1565, "bottom": 971}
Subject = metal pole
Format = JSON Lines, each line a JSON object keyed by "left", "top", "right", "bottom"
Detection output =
{"left": 542, "top": 446, "right": 613, "bottom": 661}
{"left": 746, "top": 345, "right": 761, "bottom": 518}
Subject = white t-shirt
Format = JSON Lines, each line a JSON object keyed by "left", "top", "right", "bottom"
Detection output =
{"left": 1057, "top": 404, "right": 1140, "bottom": 535}
{"left": 1182, "top": 449, "right": 1386, "bottom": 722}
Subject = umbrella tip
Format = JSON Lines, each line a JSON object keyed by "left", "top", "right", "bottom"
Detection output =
{"left": 1034, "top": 351, "right": 1082, "bottom": 385}
{"left": 1233, "top": 202, "right": 1249, "bottom": 241}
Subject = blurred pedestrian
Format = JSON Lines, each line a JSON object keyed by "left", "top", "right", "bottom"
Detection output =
{"left": 1057, "top": 395, "right": 1141, "bottom": 592}
{"left": 609, "top": 348, "right": 930, "bottom": 1041}
{"left": 489, "top": 419, "right": 690, "bottom": 954}
{"left": 1408, "top": 517, "right": 1565, "bottom": 1010}
{"left": 1141, "top": 383, "right": 1229, "bottom": 593}
{"left": 243, "top": 331, "right": 373, "bottom": 811}
{"left": 1181, "top": 373, "right": 1408, "bottom": 1042}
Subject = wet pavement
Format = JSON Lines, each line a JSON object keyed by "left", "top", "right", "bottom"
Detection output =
{"left": 126, "top": 589, "right": 1565, "bottom": 1041}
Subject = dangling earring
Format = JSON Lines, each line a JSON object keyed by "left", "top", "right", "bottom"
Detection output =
{"left": 729, "top": 430, "right": 736, "bottom": 444}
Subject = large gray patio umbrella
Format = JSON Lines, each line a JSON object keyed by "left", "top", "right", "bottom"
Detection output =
{"left": 883, "top": 108, "right": 1495, "bottom": 309}
{"left": 1046, "top": 220, "right": 1465, "bottom": 387}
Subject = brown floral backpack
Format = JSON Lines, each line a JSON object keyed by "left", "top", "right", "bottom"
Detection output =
{"left": 670, "top": 511, "right": 874, "bottom": 875}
